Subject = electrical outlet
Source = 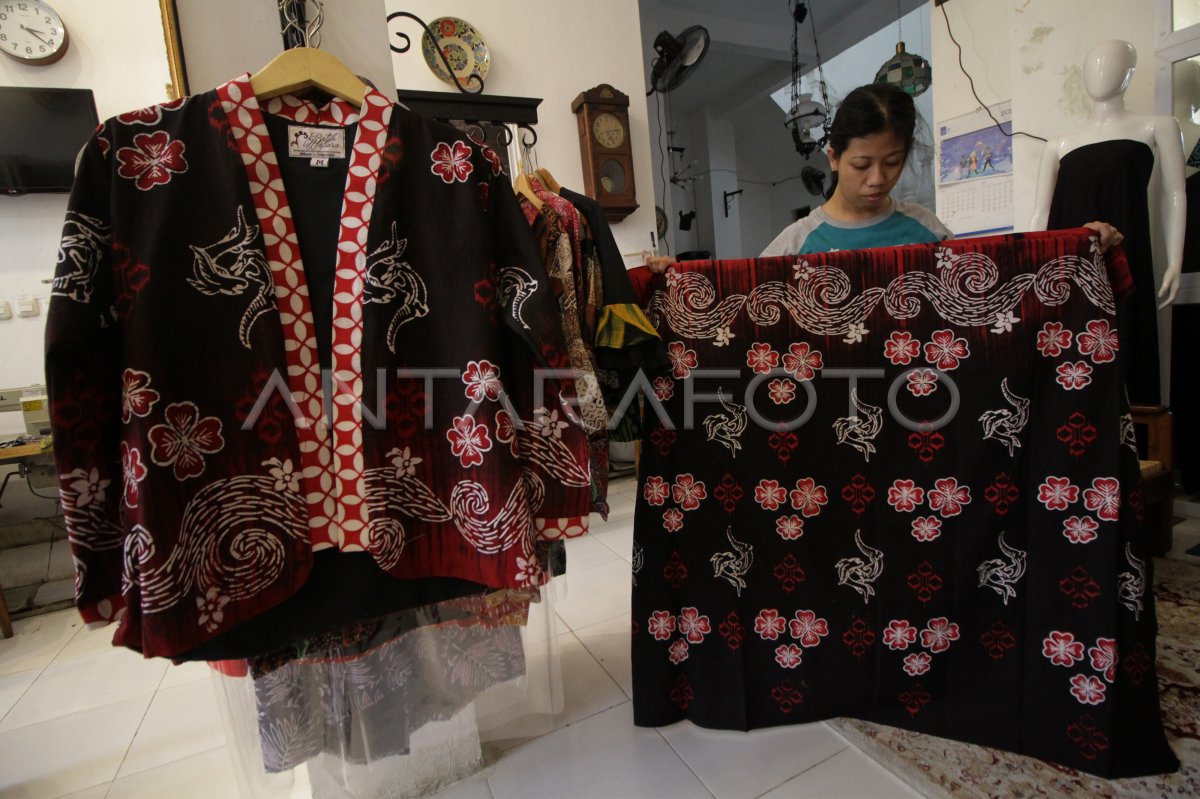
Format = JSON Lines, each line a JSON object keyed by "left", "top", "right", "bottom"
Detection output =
{"left": 0, "top": 300, "right": 11, "bottom": 321}
{"left": 16, "top": 297, "right": 39, "bottom": 317}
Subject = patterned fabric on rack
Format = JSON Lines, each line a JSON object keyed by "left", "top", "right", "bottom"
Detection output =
{"left": 519, "top": 192, "right": 610, "bottom": 515}
{"left": 630, "top": 230, "right": 1177, "bottom": 779}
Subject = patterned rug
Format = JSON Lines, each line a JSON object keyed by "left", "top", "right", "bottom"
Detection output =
{"left": 830, "top": 557, "right": 1200, "bottom": 797}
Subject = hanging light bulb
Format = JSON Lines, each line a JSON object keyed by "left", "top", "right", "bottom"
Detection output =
{"left": 784, "top": 1, "right": 831, "bottom": 158}
{"left": 875, "top": 2, "right": 931, "bottom": 97}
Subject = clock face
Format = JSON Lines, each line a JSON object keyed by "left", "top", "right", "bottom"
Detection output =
{"left": 598, "top": 159, "right": 626, "bottom": 195}
{"left": 0, "top": 1, "right": 68, "bottom": 64}
{"left": 592, "top": 112, "right": 626, "bottom": 149}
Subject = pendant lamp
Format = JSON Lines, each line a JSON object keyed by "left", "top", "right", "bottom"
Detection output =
{"left": 874, "top": 2, "right": 931, "bottom": 97}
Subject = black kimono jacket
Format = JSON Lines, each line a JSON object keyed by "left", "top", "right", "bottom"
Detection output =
{"left": 46, "top": 76, "right": 591, "bottom": 658}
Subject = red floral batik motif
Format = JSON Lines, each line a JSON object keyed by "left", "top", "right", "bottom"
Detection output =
{"left": 769, "top": 428, "right": 799, "bottom": 464}
{"left": 1082, "top": 478, "right": 1121, "bottom": 522}
{"left": 907, "top": 561, "right": 944, "bottom": 604}
{"left": 907, "top": 429, "right": 944, "bottom": 463}
{"left": 980, "top": 620, "right": 1016, "bottom": 660}
{"left": 1067, "top": 715, "right": 1111, "bottom": 761}
{"left": 789, "top": 610, "right": 829, "bottom": 647}
{"left": 754, "top": 608, "right": 787, "bottom": 640}
{"left": 984, "top": 472, "right": 1020, "bottom": 516}
{"left": 773, "top": 554, "right": 806, "bottom": 593}
{"left": 713, "top": 473, "right": 744, "bottom": 514}
{"left": 1060, "top": 566, "right": 1101, "bottom": 609}
{"left": 663, "top": 551, "right": 688, "bottom": 588}
{"left": 719, "top": 611, "right": 744, "bottom": 651}
{"left": 924, "top": 329, "right": 970, "bottom": 370}
{"left": 782, "top": 342, "right": 823, "bottom": 381}
{"left": 842, "top": 617, "right": 876, "bottom": 658}
{"left": 841, "top": 473, "right": 876, "bottom": 516}
{"left": 234, "top": 370, "right": 288, "bottom": 446}
{"left": 1076, "top": 319, "right": 1119, "bottom": 364}
{"left": 884, "top": 331, "right": 921, "bottom": 365}
{"left": 116, "top": 130, "right": 187, "bottom": 190}
{"left": 670, "top": 674, "right": 694, "bottom": 710}
{"left": 789, "top": 477, "right": 828, "bottom": 517}
{"left": 1036, "top": 321, "right": 1072, "bottom": 357}
{"left": 678, "top": 607, "right": 712, "bottom": 644}
{"left": 1121, "top": 643, "right": 1151, "bottom": 687}
{"left": 1057, "top": 412, "right": 1098, "bottom": 457}
{"left": 771, "top": 680, "right": 805, "bottom": 714}
{"left": 899, "top": 685, "right": 932, "bottom": 717}
{"left": 651, "top": 428, "right": 677, "bottom": 456}
{"left": 746, "top": 342, "right": 780, "bottom": 374}
{"left": 755, "top": 479, "right": 788, "bottom": 511}
{"left": 386, "top": 381, "right": 427, "bottom": 440}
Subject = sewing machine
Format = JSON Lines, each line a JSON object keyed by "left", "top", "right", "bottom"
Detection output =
{"left": 0, "top": 385, "right": 50, "bottom": 438}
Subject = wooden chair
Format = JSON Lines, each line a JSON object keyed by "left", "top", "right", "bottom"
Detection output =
{"left": 1130, "top": 404, "right": 1174, "bottom": 555}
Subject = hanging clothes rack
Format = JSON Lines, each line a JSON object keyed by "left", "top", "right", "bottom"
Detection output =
{"left": 387, "top": 10, "right": 541, "bottom": 149}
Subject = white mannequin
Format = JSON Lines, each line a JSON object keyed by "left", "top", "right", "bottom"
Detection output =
{"left": 1029, "top": 40, "right": 1186, "bottom": 307}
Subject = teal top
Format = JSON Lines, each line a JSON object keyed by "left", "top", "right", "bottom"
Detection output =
{"left": 760, "top": 198, "right": 952, "bottom": 256}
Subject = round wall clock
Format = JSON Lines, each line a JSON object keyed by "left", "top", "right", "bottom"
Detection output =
{"left": 0, "top": 0, "right": 69, "bottom": 65}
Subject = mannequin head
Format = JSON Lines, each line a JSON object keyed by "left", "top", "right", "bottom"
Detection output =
{"left": 1175, "top": 58, "right": 1200, "bottom": 124}
{"left": 1082, "top": 40, "right": 1136, "bottom": 101}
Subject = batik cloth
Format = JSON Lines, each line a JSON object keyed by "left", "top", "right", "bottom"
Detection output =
{"left": 630, "top": 230, "right": 1177, "bottom": 778}
{"left": 45, "top": 75, "right": 591, "bottom": 658}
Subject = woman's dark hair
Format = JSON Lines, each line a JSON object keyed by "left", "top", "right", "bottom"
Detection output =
{"left": 824, "top": 82, "right": 918, "bottom": 198}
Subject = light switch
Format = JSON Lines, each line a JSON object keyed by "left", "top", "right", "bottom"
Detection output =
{"left": 0, "top": 301, "right": 11, "bottom": 321}
{"left": 16, "top": 297, "right": 39, "bottom": 317}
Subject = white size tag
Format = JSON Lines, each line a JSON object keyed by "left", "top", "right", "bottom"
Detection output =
{"left": 310, "top": 157, "right": 330, "bottom": 168}
{"left": 287, "top": 125, "right": 345, "bottom": 159}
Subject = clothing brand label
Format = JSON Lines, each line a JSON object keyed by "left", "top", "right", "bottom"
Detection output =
{"left": 288, "top": 126, "right": 345, "bottom": 159}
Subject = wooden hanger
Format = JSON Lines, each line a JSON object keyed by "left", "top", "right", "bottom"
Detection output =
{"left": 250, "top": 46, "right": 365, "bottom": 106}
{"left": 513, "top": 171, "right": 544, "bottom": 209}
{"left": 535, "top": 167, "right": 562, "bottom": 194}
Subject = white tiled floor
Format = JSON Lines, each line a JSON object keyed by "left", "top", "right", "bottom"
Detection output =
{"left": 0, "top": 476, "right": 924, "bottom": 798}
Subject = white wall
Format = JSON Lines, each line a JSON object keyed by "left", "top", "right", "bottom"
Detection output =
{"left": 0, "top": 0, "right": 173, "bottom": 390}
{"left": 385, "top": 0, "right": 658, "bottom": 266}
{"left": 734, "top": 96, "right": 825, "bottom": 258}
{"left": 176, "top": 0, "right": 395, "bottom": 98}
{"left": 930, "top": 0, "right": 1157, "bottom": 232}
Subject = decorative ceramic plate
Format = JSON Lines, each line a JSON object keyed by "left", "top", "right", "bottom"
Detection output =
{"left": 421, "top": 17, "right": 491, "bottom": 88}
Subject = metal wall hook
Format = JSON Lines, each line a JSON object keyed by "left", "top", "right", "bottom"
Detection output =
{"left": 279, "top": 0, "right": 322, "bottom": 49}
{"left": 387, "top": 11, "right": 484, "bottom": 95}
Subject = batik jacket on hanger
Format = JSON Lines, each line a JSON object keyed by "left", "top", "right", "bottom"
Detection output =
{"left": 45, "top": 76, "right": 591, "bottom": 659}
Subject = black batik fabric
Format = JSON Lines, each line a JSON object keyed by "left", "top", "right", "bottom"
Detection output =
{"left": 630, "top": 230, "right": 1177, "bottom": 778}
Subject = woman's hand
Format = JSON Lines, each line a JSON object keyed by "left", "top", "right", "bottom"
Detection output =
{"left": 646, "top": 254, "right": 677, "bottom": 274}
{"left": 1082, "top": 221, "right": 1124, "bottom": 252}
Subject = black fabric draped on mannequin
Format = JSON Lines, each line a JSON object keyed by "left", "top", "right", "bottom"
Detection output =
{"left": 1048, "top": 140, "right": 1160, "bottom": 404}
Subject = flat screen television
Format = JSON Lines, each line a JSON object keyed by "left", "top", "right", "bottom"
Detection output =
{"left": 0, "top": 86, "right": 98, "bottom": 195}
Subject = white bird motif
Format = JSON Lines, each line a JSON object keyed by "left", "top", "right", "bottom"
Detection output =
{"left": 978, "top": 378, "right": 1030, "bottom": 456}
{"left": 187, "top": 206, "right": 273, "bottom": 349}
{"left": 835, "top": 529, "right": 884, "bottom": 603}
{"left": 833, "top": 389, "right": 883, "bottom": 461}
{"left": 53, "top": 212, "right": 111, "bottom": 304}
{"left": 363, "top": 222, "right": 430, "bottom": 352}
{"left": 703, "top": 389, "right": 747, "bottom": 458}
{"left": 631, "top": 541, "right": 644, "bottom": 586}
{"left": 977, "top": 531, "right": 1026, "bottom": 605}
{"left": 1119, "top": 412, "right": 1138, "bottom": 455}
{"left": 1117, "top": 542, "right": 1145, "bottom": 620}
{"left": 710, "top": 527, "right": 753, "bottom": 596}
{"left": 497, "top": 267, "right": 539, "bottom": 330}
